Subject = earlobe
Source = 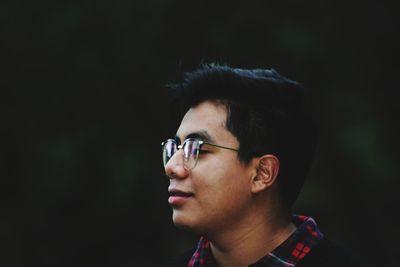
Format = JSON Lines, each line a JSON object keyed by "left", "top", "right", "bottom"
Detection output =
{"left": 251, "top": 155, "right": 280, "bottom": 193}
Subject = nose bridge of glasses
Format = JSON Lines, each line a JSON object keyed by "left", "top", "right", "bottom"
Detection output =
{"left": 163, "top": 138, "right": 200, "bottom": 168}
{"left": 176, "top": 140, "right": 195, "bottom": 162}
{"left": 178, "top": 142, "right": 191, "bottom": 161}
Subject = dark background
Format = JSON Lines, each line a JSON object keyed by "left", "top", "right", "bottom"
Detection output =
{"left": 1, "top": 1, "right": 399, "bottom": 266}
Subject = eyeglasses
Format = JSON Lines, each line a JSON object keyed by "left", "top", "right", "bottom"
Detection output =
{"left": 161, "top": 138, "right": 239, "bottom": 170}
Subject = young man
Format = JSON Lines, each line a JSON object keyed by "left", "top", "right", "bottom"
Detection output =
{"left": 161, "top": 64, "right": 363, "bottom": 267}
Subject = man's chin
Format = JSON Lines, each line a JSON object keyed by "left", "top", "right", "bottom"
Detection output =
{"left": 172, "top": 211, "right": 199, "bottom": 231}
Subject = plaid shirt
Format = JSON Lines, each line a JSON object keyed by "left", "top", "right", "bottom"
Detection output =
{"left": 187, "top": 215, "right": 324, "bottom": 267}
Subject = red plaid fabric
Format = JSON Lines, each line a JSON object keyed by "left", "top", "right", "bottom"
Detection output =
{"left": 187, "top": 215, "right": 323, "bottom": 267}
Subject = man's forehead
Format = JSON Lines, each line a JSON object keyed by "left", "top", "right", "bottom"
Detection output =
{"left": 175, "top": 101, "right": 227, "bottom": 141}
{"left": 183, "top": 101, "right": 227, "bottom": 120}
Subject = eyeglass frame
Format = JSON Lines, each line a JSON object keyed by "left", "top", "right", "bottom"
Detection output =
{"left": 161, "top": 138, "right": 239, "bottom": 170}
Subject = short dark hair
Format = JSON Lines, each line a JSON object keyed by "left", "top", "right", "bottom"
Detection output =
{"left": 166, "top": 63, "right": 317, "bottom": 209}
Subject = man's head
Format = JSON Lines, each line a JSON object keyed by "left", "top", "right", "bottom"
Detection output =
{"left": 163, "top": 63, "right": 316, "bottom": 232}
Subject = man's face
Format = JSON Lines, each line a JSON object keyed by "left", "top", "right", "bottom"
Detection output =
{"left": 164, "top": 101, "right": 255, "bottom": 234}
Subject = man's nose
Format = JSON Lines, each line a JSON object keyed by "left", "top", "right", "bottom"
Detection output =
{"left": 164, "top": 150, "right": 189, "bottom": 179}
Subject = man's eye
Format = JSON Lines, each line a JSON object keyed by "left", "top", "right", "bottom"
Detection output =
{"left": 198, "top": 149, "right": 209, "bottom": 154}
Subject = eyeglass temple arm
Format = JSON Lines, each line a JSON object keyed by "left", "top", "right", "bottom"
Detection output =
{"left": 202, "top": 141, "right": 239, "bottom": 152}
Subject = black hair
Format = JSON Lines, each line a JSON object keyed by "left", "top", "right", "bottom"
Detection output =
{"left": 166, "top": 63, "right": 317, "bottom": 210}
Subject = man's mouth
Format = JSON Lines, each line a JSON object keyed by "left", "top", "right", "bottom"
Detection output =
{"left": 169, "top": 191, "right": 194, "bottom": 197}
{"left": 168, "top": 189, "right": 194, "bottom": 205}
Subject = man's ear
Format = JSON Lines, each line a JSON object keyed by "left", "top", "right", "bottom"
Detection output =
{"left": 251, "top": 154, "right": 280, "bottom": 193}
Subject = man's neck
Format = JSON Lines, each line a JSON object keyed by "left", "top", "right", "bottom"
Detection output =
{"left": 208, "top": 213, "right": 296, "bottom": 267}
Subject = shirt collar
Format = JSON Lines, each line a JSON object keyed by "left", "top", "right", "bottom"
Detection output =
{"left": 187, "top": 215, "right": 324, "bottom": 267}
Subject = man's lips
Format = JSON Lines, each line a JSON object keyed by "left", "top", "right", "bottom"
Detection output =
{"left": 169, "top": 190, "right": 194, "bottom": 197}
{"left": 168, "top": 189, "right": 194, "bottom": 205}
{"left": 168, "top": 187, "right": 194, "bottom": 196}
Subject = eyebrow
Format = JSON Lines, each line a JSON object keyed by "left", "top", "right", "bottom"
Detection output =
{"left": 175, "top": 130, "right": 215, "bottom": 143}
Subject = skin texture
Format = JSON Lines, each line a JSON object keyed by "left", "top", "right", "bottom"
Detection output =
{"left": 165, "top": 101, "right": 296, "bottom": 267}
